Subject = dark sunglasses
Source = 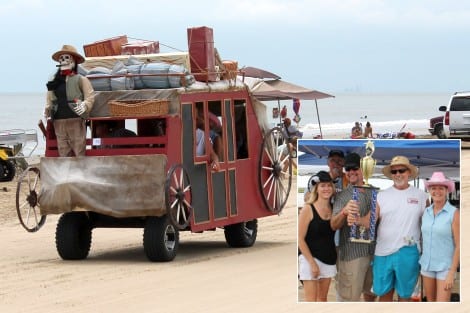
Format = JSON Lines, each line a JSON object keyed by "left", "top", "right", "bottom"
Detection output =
{"left": 390, "top": 168, "right": 408, "bottom": 174}
{"left": 345, "top": 166, "right": 360, "bottom": 172}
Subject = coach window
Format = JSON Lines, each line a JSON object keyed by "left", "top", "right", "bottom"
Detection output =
{"left": 194, "top": 102, "right": 207, "bottom": 158}
{"left": 234, "top": 100, "right": 248, "bottom": 159}
{"left": 208, "top": 100, "right": 224, "bottom": 161}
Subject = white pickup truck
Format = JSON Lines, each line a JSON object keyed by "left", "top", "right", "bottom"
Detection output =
{"left": 440, "top": 91, "right": 470, "bottom": 139}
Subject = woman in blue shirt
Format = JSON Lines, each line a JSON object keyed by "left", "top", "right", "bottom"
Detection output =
{"left": 420, "top": 172, "right": 460, "bottom": 301}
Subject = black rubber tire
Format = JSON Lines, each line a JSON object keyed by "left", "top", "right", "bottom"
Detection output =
{"left": 55, "top": 212, "right": 92, "bottom": 260}
{"left": 224, "top": 219, "right": 258, "bottom": 248}
{"left": 0, "top": 159, "right": 15, "bottom": 182}
{"left": 435, "top": 124, "right": 446, "bottom": 139}
{"left": 143, "top": 216, "right": 179, "bottom": 262}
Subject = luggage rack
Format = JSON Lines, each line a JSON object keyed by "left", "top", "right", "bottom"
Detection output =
{"left": 0, "top": 129, "right": 38, "bottom": 158}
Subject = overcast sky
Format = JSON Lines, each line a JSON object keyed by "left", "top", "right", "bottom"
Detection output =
{"left": 1, "top": 0, "right": 469, "bottom": 93}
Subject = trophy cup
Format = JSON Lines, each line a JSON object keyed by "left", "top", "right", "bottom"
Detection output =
{"left": 349, "top": 140, "right": 379, "bottom": 243}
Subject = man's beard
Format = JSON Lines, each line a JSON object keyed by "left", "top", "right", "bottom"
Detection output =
{"left": 393, "top": 177, "right": 408, "bottom": 188}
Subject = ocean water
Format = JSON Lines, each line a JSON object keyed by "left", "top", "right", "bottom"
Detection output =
{"left": 266, "top": 93, "right": 449, "bottom": 138}
{"left": 0, "top": 92, "right": 449, "bottom": 155}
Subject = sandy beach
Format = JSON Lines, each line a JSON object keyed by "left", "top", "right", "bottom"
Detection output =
{"left": 0, "top": 146, "right": 468, "bottom": 312}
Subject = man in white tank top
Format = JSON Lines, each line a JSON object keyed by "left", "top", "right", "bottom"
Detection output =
{"left": 373, "top": 156, "right": 429, "bottom": 301}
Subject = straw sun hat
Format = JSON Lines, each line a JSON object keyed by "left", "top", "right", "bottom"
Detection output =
{"left": 382, "top": 155, "right": 419, "bottom": 179}
{"left": 424, "top": 171, "right": 455, "bottom": 193}
{"left": 51, "top": 45, "right": 85, "bottom": 64}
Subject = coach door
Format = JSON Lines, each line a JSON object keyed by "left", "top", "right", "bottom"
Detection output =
{"left": 181, "top": 99, "right": 238, "bottom": 226}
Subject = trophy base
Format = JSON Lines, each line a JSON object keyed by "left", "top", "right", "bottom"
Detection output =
{"left": 349, "top": 238, "right": 374, "bottom": 244}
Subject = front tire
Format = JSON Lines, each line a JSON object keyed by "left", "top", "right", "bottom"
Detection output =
{"left": 143, "top": 216, "right": 179, "bottom": 262}
{"left": 224, "top": 219, "right": 258, "bottom": 247}
{"left": 55, "top": 212, "right": 92, "bottom": 260}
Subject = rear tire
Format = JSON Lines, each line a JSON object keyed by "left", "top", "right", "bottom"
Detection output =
{"left": 435, "top": 124, "right": 446, "bottom": 139}
{"left": 224, "top": 219, "right": 258, "bottom": 247}
{"left": 55, "top": 212, "right": 92, "bottom": 260}
{"left": 143, "top": 216, "right": 179, "bottom": 262}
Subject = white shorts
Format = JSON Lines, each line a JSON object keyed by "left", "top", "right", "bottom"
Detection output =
{"left": 299, "top": 254, "right": 337, "bottom": 281}
{"left": 421, "top": 269, "right": 451, "bottom": 281}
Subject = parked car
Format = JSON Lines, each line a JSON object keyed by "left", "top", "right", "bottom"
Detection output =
{"left": 440, "top": 91, "right": 470, "bottom": 139}
{"left": 428, "top": 115, "right": 445, "bottom": 138}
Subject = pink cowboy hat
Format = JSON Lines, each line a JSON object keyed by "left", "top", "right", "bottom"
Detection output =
{"left": 424, "top": 171, "right": 455, "bottom": 193}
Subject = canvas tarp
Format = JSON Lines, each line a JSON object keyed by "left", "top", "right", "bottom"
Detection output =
{"left": 82, "top": 52, "right": 191, "bottom": 72}
{"left": 39, "top": 155, "right": 167, "bottom": 217}
{"left": 297, "top": 139, "right": 461, "bottom": 179}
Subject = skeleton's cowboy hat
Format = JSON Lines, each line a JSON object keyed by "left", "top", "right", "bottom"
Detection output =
{"left": 52, "top": 45, "right": 85, "bottom": 64}
{"left": 424, "top": 171, "right": 455, "bottom": 193}
{"left": 382, "top": 155, "right": 419, "bottom": 180}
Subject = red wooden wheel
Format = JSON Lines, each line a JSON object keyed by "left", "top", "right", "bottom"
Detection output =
{"left": 16, "top": 166, "right": 46, "bottom": 232}
{"left": 258, "top": 127, "right": 292, "bottom": 214}
{"left": 165, "top": 164, "right": 193, "bottom": 230}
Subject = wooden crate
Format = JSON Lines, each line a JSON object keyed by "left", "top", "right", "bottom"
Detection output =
{"left": 121, "top": 41, "right": 160, "bottom": 55}
{"left": 187, "top": 26, "right": 216, "bottom": 82}
{"left": 83, "top": 35, "right": 128, "bottom": 57}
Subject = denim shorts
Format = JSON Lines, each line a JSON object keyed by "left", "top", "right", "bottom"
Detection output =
{"left": 372, "top": 245, "right": 420, "bottom": 298}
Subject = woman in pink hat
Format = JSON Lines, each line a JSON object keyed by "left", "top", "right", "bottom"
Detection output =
{"left": 420, "top": 171, "right": 460, "bottom": 301}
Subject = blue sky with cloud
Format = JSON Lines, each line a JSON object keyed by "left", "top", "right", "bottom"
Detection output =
{"left": 1, "top": 0, "right": 469, "bottom": 93}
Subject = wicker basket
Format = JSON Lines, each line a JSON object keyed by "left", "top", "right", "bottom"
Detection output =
{"left": 108, "top": 99, "right": 169, "bottom": 117}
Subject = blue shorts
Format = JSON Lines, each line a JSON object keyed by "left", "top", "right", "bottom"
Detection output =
{"left": 372, "top": 245, "right": 420, "bottom": 298}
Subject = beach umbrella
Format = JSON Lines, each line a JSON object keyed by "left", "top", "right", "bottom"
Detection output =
{"left": 251, "top": 79, "right": 334, "bottom": 137}
{"left": 240, "top": 66, "right": 281, "bottom": 80}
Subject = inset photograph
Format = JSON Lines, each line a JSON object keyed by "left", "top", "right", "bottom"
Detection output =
{"left": 297, "top": 139, "right": 460, "bottom": 302}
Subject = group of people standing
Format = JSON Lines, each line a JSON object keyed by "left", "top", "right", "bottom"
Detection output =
{"left": 298, "top": 151, "right": 460, "bottom": 302}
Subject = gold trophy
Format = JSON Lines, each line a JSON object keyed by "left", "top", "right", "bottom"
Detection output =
{"left": 361, "top": 140, "right": 376, "bottom": 186}
{"left": 349, "top": 140, "right": 379, "bottom": 243}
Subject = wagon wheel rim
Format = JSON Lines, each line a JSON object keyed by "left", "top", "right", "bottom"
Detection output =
{"left": 258, "top": 127, "right": 292, "bottom": 214}
{"left": 165, "top": 164, "right": 192, "bottom": 230}
{"left": 16, "top": 166, "right": 46, "bottom": 232}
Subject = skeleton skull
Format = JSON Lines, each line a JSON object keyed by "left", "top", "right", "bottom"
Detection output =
{"left": 58, "top": 53, "right": 75, "bottom": 71}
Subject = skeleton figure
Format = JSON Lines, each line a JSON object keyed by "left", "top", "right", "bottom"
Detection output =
{"left": 44, "top": 45, "right": 94, "bottom": 156}
{"left": 58, "top": 54, "right": 75, "bottom": 70}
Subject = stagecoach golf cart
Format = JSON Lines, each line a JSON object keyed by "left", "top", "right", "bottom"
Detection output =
{"left": 16, "top": 28, "right": 295, "bottom": 261}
